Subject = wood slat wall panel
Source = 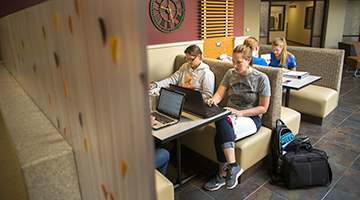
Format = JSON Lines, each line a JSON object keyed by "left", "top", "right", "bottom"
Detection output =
{"left": 200, "top": 0, "right": 233, "bottom": 39}
{"left": 0, "top": 0, "right": 154, "bottom": 199}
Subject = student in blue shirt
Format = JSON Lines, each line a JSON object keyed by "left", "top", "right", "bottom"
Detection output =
{"left": 243, "top": 37, "right": 268, "bottom": 66}
{"left": 269, "top": 37, "right": 296, "bottom": 72}
{"left": 151, "top": 116, "right": 170, "bottom": 175}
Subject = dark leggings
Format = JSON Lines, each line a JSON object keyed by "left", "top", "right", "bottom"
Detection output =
{"left": 214, "top": 116, "right": 261, "bottom": 164}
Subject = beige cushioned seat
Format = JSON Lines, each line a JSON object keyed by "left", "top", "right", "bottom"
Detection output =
{"left": 155, "top": 170, "right": 174, "bottom": 200}
{"left": 287, "top": 85, "right": 338, "bottom": 118}
{"left": 281, "top": 107, "right": 301, "bottom": 135}
{"left": 181, "top": 124, "right": 272, "bottom": 172}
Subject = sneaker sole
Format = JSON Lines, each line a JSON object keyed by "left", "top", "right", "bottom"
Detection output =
{"left": 226, "top": 168, "right": 244, "bottom": 190}
{"left": 204, "top": 182, "right": 225, "bottom": 191}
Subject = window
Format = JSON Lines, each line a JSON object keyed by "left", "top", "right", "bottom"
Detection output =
{"left": 270, "top": 5, "right": 285, "bottom": 31}
{"left": 304, "top": 7, "right": 313, "bottom": 29}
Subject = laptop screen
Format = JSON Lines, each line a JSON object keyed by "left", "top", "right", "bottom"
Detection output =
{"left": 157, "top": 88, "right": 184, "bottom": 118}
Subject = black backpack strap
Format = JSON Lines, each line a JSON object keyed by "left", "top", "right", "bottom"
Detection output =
{"left": 268, "top": 168, "right": 284, "bottom": 185}
{"left": 285, "top": 136, "right": 312, "bottom": 153}
{"left": 276, "top": 119, "right": 285, "bottom": 127}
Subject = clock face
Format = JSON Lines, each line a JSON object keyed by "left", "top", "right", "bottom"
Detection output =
{"left": 150, "top": 0, "right": 186, "bottom": 33}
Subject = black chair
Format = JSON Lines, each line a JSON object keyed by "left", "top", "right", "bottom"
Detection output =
{"left": 338, "top": 42, "right": 359, "bottom": 77}
{"left": 338, "top": 42, "right": 357, "bottom": 63}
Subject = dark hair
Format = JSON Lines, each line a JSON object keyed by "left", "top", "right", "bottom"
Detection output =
{"left": 233, "top": 45, "right": 253, "bottom": 66}
{"left": 184, "top": 45, "right": 203, "bottom": 60}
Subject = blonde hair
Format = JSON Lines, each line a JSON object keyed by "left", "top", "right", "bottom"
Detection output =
{"left": 233, "top": 45, "right": 253, "bottom": 66}
{"left": 272, "top": 37, "right": 294, "bottom": 67}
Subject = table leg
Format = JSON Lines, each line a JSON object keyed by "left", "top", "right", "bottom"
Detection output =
{"left": 176, "top": 138, "right": 182, "bottom": 186}
{"left": 285, "top": 88, "right": 290, "bottom": 107}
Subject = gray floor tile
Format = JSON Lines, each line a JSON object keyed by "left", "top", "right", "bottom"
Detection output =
{"left": 333, "top": 168, "right": 360, "bottom": 199}
{"left": 245, "top": 187, "right": 286, "bottom": 200}
{"left": 323, "top": 188, "right": 359, "bottom": 200}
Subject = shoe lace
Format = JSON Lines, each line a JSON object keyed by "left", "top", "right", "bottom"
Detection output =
{"left": 224, "top": 165, "right": 232, "bottom": 176}
{"left": 211, "top": 173, "right": 223, "bottom": 184}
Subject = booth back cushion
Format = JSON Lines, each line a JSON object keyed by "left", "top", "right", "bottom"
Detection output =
{"left": 173, "top": 55, "right": 282, "bottom": 130}
{"left": 259, "top": 45, "right": 344, "bottom": 93}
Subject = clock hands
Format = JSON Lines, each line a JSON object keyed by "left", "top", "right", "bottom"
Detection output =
{"left": 160, "top": 4, "right": 176, "bottom": 27}
{"left": 150, "top": 0, "right": 185, "bottom": 32}
{"left": 168, "top": 4, "right": 176, "bottom": 26}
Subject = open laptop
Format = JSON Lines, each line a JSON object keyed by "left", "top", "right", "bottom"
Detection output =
{"left": 169, "top": 84, "right": 226, "bottom": 118}
{"left": 151, "top": 87, "right": 186, "bottom": 130}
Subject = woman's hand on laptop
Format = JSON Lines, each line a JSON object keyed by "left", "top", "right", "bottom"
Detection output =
{"left": 205, "top": 98, "right": 218, "bottom": 107}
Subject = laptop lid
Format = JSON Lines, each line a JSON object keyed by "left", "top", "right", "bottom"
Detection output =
{"left": 156, "top": 87, "right": 185, "bottom": 120}
{"left": 169, "top": 84, "right": 225, "bottom": 118}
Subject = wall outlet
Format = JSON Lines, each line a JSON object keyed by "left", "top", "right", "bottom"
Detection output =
{"left": 216, "top": 42, "right": 221, "bottom": 47}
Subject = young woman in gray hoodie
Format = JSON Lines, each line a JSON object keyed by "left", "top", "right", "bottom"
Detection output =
{"left": 149, "top": 45, "right": 215, "bottom": 100}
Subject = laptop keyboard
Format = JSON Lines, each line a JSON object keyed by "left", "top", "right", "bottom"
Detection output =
{"left": 152, "top": 112, "right": 174, "bottom": 124}
{"left": 205, "top": 106, "right": 225, "bottom": 118}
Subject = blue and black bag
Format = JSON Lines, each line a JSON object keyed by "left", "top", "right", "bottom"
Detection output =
{"left": 269, "top": 119, "right": 295, "bottom": 183}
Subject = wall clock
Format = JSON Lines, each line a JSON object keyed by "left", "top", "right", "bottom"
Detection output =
{"left": 149, "top": 0, "right": 186, "bottom": 33}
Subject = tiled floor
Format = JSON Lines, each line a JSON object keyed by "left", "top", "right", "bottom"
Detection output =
{"left": 167, "top": 66, "right": 360, "bottom": 200}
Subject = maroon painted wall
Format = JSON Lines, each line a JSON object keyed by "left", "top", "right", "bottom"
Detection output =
{"left": 0, "top": 0, "right": 48, "bottom": 19}
{"left": 147, "top": 0, "right": 244, "bottom": 45}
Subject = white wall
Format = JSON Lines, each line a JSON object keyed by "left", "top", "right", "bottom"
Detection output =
{"left": 324, "top": 0, "right": 347, "bottom": 48}
{"left": 147, "top": 37, "right": 250, "bottom": 82}
{"left": 234, "top": 36, "right": 250, "bottom": 49}
{"left": 146, "top": 41, "right": 204, "bottom": 82}
{"left": 244, "top": 0, "right": 261, "bottom": 39}
{"left": 287, "top": 1, "right": 313, "bottom": 45}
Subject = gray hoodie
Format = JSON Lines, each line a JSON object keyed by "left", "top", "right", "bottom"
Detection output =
{"left": 155, "top": 61, "right": 215, "bottom": 99}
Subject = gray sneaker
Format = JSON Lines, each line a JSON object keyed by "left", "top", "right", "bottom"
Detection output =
{"left": 204, "top": 173, "right": 226, "bottom": 191}
{"left": 225, "top": 163, "right": 243, "bottom": 190}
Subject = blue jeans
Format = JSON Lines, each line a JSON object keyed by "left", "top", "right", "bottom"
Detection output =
{"left": 155, "top": 148, "right": 170, "bottom": 175}
{"left": 214, "top": 116, "right": 261, "bottom": 165}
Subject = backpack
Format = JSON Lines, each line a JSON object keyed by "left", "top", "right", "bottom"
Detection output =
{"left": 270, "top": 134, "right": 333, "bottom": 189}
{"left": 269, "top": 119, "right": 295, "bottom": 183}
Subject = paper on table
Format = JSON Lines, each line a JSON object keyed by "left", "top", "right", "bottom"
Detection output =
{"left": 283, "top": 71, "right": 310, "bottom": 79}
{"left": 261, "top": 54, "right": 271, "bottom": 65}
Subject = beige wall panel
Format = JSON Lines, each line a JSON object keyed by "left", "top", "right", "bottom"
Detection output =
{"left": 23, "top": 6, "right": 51, "bottom": 121}
{"left": 38, "top": 2, "right": 71, "bottom": 137}
{"left": 1, "top": 0, "right": 156, "bottom": 199}
{"left": 146, "top": 41, "right": 204, "bottom": 82}
{"left": 17, "top": 10, "right": 38, "bottom": 102}
{"left": 287, "top": 1, "right": 313, "bottom": 45}
{"left": 244, "top": 0, "right": 260, "bottom": 39}
{"left": 79, "top": 0, "right": 155, "bottom": 199}
{"left": 234, "top": 36, "right": 250, "bottom": 49}
{"left": 51, "top": 0, "right": 103, "bottom": 199}
{"left": 5, "top": 14, "right": 20, "bottom": 81}
{"left": 75, "top": 1, "right": 117, "bottom": 199}
{"left": 26, "top": 5, "right": 58, "bottom": 124}
{"left": 324, "top": 0, "right": 347, "bottom": 48}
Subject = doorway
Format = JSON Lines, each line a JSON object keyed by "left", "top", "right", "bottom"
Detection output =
{"left": 260, "top": 0, "right": 326, "bottom": 47}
